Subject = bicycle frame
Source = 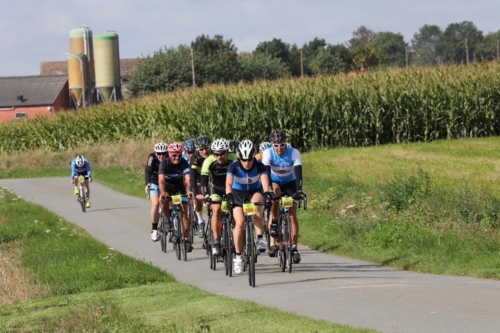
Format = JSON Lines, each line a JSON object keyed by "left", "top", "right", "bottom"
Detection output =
{"left": 77, "top": 175, "right": 86, "bottom": 213}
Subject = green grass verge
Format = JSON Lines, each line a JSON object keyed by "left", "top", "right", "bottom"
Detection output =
{"left": 0, "top": 187, "right": 374, "bottom": 333}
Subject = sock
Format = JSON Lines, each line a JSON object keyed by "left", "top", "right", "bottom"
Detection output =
{"left": 257, "top": 235, "right": 263, "bottom": 239}
{"left": 152, "top": 223, "right": 158, "bottom": 230}
{"left": 214, "top": 238, "right": 220, "bottom": 244}
{"left": 74, "top": 186, "right": 78, "bottom": 190}
{"left": 196, "top": 212, "right": 204, "bottom": 223}
{"left": 235, "top": 253, "right": 241, "bottom": 258}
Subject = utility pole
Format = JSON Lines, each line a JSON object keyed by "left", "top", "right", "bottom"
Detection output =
{"left": 191, "top": 48, "right": 196, "bottom": 88}
{"left": 300, "top": 50, "right": 304, "bottom": 77}
{"left": 465, "top": 38, "right": 469, "bottom": 65}
{"left": 405, "top": 46, "right": 409, "bottom": 69}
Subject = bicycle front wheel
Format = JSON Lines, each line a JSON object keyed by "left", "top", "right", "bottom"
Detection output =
{"left": 80, "top": 184, "right": 86, "bottom": 212}
{"left": 174, "top": 216, "right": 181, "bottom": 260}
{"left": 246, "top": 220, "right": 256, "bottom": 287}
{"left": 285, "top": 214, "right": 293, "bottom": 273}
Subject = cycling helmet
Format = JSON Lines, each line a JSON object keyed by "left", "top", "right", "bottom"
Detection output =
{"left": 229, "top": 139, "right": 239, "bottom": 153}
{"left": 195, "top": 135, "right": 212, "bottom": 148}
{"left": 259, "top": 141, "right": 272, "bottom": 152}
{"left": 237, "top": 140, "right": 256, "bottom": 160}
{"left": 167, "top": 142, "right": 183, "bottom": 153}
{"left": 183, "top": 139, "right": 195, "bottom": 153}
{"left": 211, "top": 138, "right": 230, "bottom": 151}
{"left": 269, "top": 130, "right": 287, "bottom": 143}
{"left": 154, "top": 142, "right": 168, "bottom": 153}
{"left": 75, "top": 155, "right": 85, "bottom": 167}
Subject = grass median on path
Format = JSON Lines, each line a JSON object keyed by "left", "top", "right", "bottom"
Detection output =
{"left": 1, "top": 137, "right": 500, "bottom": 279}
{"left": 0, "top": 187, "right": 375, "bottom": 333}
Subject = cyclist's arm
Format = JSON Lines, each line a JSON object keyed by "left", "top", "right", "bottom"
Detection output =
{"left": 145, "top": 154, "right": 154, "bottom": 185}
{"left": 226, "top": 163, "right": 236, "bottom": 195}
{"left": 292, "top": 149, "right": 303, "bottom": 191}
{"left": 183, "top": 167, "right": 191, "bottom": 190}
{"left": 261, "top": 150, "right": 272, "bottom": 189}
{"left": 158, "top": 174, "right": 167, "bottom": 197}
{"left": 200, "top": 156, "right": 214, "bottom": 196}
{"left": 70, "top": 161, "right": 76, "bottom": 179}
{"left": 85, "top": 160, "right": 92, "bottom": 177}
{"left": 190, "top": 166, "right": 199, "bottom": 195}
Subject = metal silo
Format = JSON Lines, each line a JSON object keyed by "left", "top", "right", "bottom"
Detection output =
{"left": 69, "top": 25, "right": 95, "bottom": 106}
{"left": 94, "top": 32, "right": 122, "bottom": 102}
{"left": 67, "top": 53, "right": 89, "bottom": 107}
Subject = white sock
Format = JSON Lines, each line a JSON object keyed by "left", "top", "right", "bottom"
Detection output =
{"left": 196, "top": 212, "right": 204, "bottom": 223}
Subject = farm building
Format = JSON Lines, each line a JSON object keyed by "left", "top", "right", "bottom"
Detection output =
{"left": 0, "top": 75, "right": 70, "bottom": 122}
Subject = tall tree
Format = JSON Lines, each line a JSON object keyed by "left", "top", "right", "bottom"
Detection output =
{"left": 239, "top": 52, "right": 289, "bottom": 82}
{"left": 411, "top": 24, "right": 443, "bottom": 66}
{"left": 191, "top": 34, "right": 241, "bottom": 85}
{"left": 439, "top": 21, "right": 483, "bottom": 64}
{"left": 254, "top": 38, "right": 291, "bottom": 67}
{"left": 128, "top": 46, "right": 192, "bottom": 97}
{"left": 476, "top": 30, "right": 500, "bottom": 61}
{"left": 348, "top": 26, "right": 378, "bottom": 71}
{"left": 367, "top": 32, "right": 407, "bottom": 67}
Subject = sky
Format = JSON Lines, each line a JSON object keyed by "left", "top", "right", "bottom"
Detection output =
{"left": 1, "top": 0, "right": 499, "bottom": 77}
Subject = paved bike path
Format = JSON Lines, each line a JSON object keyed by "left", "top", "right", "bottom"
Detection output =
{"left": 1, "top": 178, "right": 499, "bottom": 333}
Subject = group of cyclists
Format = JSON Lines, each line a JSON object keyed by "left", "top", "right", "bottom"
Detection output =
{"left": 70, "top": 129, "right": 305, "bottom": 275}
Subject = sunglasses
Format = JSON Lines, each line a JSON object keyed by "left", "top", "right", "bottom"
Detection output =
{"left": 240, "top": 158, "right": 253, "bottom": 162}
{"left": 198, "top": 147, "right": 209, "bottom": 152}
{"left": 273, "top": 143, "right": 286, "bottom": 148}
{"left": 213, "top": 152, "right": 227, "bottom": 157}
{"left": 170, "top": 154, "right": 182, "bottom": 158}
{"left": 156, "top": 152, "right": 167, "bottom": 156}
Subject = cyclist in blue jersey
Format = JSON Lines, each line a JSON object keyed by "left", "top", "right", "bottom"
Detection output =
{"left": 225, "top": 140, "right": 276, "bottom": 274}
{"left": 262, "top": 130, "right": 304, "bottom": 263}
{"left": 71, "top": 155, "right": 92, "bottom": 208}
{"left": 145, "top": 142, "right": 168, "bottom": 242}
{"left": 182, "top": 139, "right": 196, "bottom": 164}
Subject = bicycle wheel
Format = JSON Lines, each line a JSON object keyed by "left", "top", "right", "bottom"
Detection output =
{"left": 279, "top": 215, "right": 287, "bottom": 272}
{"left": 263, "top": 207, "right": 270, "bottom": 251}
{"left": 80, "top": 184, "right": 86, "bottom": 212}
{"left": 247, "top": 220, "right": 256, "bottom": 287}
{"left": 178, "top": 213, "right": 187, "bottom": 262}
{"left": 227, "top": 218, "right": 234, "bottom": 277}
{"left": 285, "top": 214, "right": 293, "bottom": 273}
{"left": 174, "top": 216, "right": 181, "bottom": 260}
{"left": 189, "top": 203, "right": 195, "bottom": 243}
{"left": 159, "top": 215, "right": 167, "bottom": 253}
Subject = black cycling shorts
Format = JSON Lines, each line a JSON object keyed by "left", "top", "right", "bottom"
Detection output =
{"left": 232, "top": 189, "right": 263, "bottom": 207}
{"left": 273, "top": 180, "right": 296, "bottom": 197}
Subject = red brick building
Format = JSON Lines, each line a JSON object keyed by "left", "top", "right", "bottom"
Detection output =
{"left": 0, "top": 75, "right": 70, "bottom": 123}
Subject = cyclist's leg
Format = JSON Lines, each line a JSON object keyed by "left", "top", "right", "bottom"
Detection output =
{"left": 150, "top": 184, "right": 160, "bottom": 225}
{"left": 269, "top": 183, "right": 282, "bottom": 236}
{"left": 232, "top": 190, "right": 245, "bottom": 274}
{"left": 251, "top": 191, "right": 267, "bottom": 252}
{"left": 196, "top": 183, "right": 206, "bottom": 237}
{"left": 281, "top": 180, "right": 301, "bottom": 263}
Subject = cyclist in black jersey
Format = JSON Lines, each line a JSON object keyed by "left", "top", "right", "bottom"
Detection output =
{"left": 145, "top": 142, "right": 168, "bottom": 242}
{"left": 200, "top": 138, "right": 236, "bottom": 256}
{"left": 190, "top": 135, "right": 212, "bottom": 238}
{"left": 159, "top": 142, "right": 194, "bottom": 252}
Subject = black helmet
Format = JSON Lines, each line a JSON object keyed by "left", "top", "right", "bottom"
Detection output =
{"left": 269, "top": 130, "right": 287, "bottom": 143}
{"left": 195, "top": 135, "right": 212, "bottom": 148}
{"left": 229, "top": 139, "right": 239, "bottom": 153}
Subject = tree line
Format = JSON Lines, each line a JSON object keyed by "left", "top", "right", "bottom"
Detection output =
{"left": 128, "top": 21, "right": 500, "bottom": 97}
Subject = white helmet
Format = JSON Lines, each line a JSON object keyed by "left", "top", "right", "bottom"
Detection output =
{"left": 154, "top": 142, "right": 168, "bottom": 153}
{"left": 75, "top": 155, "right": 85, "bottom": 167}
{"left": 211, "top": 138, "right": 229, "bottom": 151}
{"left": 237, "top": 140, "right": 256, "bottom": 160}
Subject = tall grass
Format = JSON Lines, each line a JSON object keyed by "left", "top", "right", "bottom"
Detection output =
{"left": 2, "top": 62, "right": 500, "bottom": 153}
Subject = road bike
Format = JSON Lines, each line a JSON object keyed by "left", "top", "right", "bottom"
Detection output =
{"left": 165, "top": 194, "right": 189, "bottom": 261}
{"left": 76, "top": 175, "right": 87, "bottom": 213}
{"left": 274, "top": 193, "right": 307, "bottom": 273}
{"left": 241, "top": 200, "right": 267, "bottom": 287}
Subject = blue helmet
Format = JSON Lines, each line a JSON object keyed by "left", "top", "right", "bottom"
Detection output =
{"left": 183, "top": 139, "right": 195, "bottom": 153}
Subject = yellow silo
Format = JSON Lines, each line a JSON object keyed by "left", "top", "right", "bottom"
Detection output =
{"left": 94, "top": 32, "right": 122, "bottom": 102}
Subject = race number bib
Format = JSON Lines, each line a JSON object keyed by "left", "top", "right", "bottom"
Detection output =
{"left": 243, "top": 203, "right": 256, "bottom": 216}
{"left": 281, "top": 197, "right": 294, "bottom": 208}
{"left": 78, "top": 175, "right": 85, "bottom": 182}
{"left": 172, "top": 195, "right": 182, "bottom": 205}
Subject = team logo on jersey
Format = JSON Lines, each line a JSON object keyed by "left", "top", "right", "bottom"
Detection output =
{"left": 248, "top": 179, "right": 253, "bottom": 183}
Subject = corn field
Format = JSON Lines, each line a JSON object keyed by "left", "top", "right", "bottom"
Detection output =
{"left": 1, "top": 62, "right": 500, "bottom": 153}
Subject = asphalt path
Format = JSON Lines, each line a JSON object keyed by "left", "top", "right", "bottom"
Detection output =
{"left": 1, "top": 178, "right": 499, "bottom": 333}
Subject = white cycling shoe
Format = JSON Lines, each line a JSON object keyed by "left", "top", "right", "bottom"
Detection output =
{"left": 233, "top": 257, "right": 243, "bottom": 274}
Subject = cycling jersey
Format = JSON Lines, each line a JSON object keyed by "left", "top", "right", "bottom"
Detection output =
{"left": 158, "top": 158, "right": 190, "bottom": 187}
{"left": 70, "top": 158, "right": 91, "bottom": 179}
{"left": 145, "top": 153, "right": 161, "bottom": 185}
{"left": 227, "top": 160, "right": 267, "bottom": 191}
{"left": 261, "top": 147, "right": 302, "bottom": 184}
{"left": 190, "top": 150, "right": 209, "bottom": 192}
{"left": 182, "top": 151, "right": 191, "bottom": 165}
{"left": 201, "top": 152, "right": 236, "bottom": 189}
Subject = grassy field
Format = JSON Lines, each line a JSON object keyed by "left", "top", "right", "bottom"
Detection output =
{"left": 0, "top": 186, "right": 373, "bottom": 333}
{"left": 1, "top": 137, "right": 500, "bottom": 280}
